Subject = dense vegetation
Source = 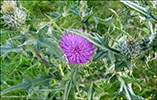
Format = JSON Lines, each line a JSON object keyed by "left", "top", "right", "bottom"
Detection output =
{"left": 1, "top": 0, "right": 156, "bottom": 100}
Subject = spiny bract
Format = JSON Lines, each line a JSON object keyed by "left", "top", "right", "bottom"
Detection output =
{"left": 1, "top": 1, "right": 27, "bottom": 29}
{"left": 119, "top": 39, "right": 142, "bottom": 59}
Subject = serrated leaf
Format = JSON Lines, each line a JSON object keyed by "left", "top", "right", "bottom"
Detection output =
{"left": 52, "top": 31, "right": 62, "bottom": 40}
{"left": 82, "top": 10, "right": 93, "bottom": 26}
{"left": 23, "top": 37, "right": 38, "bottom": 45}
{"left": 1, "top": 48, "right": 23, "bottom": 56}
{"left": 1, "top": 81, "right": 31, "bottom": 95}
{"left": 120, "top": 1, "right": 156, "bottom": 22}
{"left": 118, "top": 76, "right": 146, "bottom": 100}
{"left": 121, "top": 1, "right": 148, "bottom": 16}
{"left": 93, "top": 49, "right": 108, "bottom": 61}
{"left": 24, "top": 32, "right": 66, "bottom": 64}
{"left": 38, "top": 25, "right": 49, "bottom": 37}
{"left": 67, "top": 29, "right": 120, "bottom": 54}
{"left": 126, "top": 59, "right": 132, "bottom": 70}
{"left": 107, "top": 50, "right": 114, "bottom": 60}
{"left": 0, "top": 40, "right": 30, "bottom": 57}
{"left": 92, "top": 32, "right": 103, "bottom": 42}
{"left": 37, "top": 26, "right": 65, "bottom": 62}
{"left": 38, "top": 37, "right": 66, "bottom": 63}
{"left": 102, "top": 32, "right": 109, "bottom": 47}
{"left": 1, "top": 72, "right": 53, "bottom": 95}
{"left": 83, "top": 10, "right": 93, "bottom": 21}
{"left": 115, "top": 61, "right": 127, "bottom": 71}
{"left": 63, "top": 68, "right": 78, "bottom": 100}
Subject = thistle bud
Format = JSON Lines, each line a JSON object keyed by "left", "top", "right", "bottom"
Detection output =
{"left": 119, "top": 39, "right": 142, "bottom": 59}
{"left": 1, "top": 1, "right": 27, "bottom": 29}
{"left": 2, "top": 1, "right": 16, "bottom": 14}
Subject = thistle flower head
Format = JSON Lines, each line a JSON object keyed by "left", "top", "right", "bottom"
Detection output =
{"left": 2, "top": 0, "right": 17, "bottom": 14}
{"left": 60, "top": 29, "right": 95, "bottom": 64}
{"left": 119, "top": 39, "right": 141, "bottom": 59}
{"left": 1, "top": 2, "right": 27, "bottom": 29}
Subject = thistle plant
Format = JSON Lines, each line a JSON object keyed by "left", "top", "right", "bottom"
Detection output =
{"left": 1, "top": 0, "right": 27, "bottom": 29}
{"left": 1, "top": 0, "right": 157, "bottom": 100}
{"left": 60, "top": 29, "right": 95, "bottom": 64}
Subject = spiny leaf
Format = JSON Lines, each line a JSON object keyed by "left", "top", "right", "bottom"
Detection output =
{"left": 24, "top": 33, "right": 66, "bottom": 64}
{"left": 38, "top": 37, "right": 66, "bottom": 63}
{"left": 38, "top": 25, "right": 49, "bottom": 37}
{"left": 126, "top": 59, "right": 132, "bottom": 71}
{"left": 107, "top": 50, "right": 114, "bottom": 60}
{"left": 93, "top": 33, "right": 114, "bottom": 61}
{"left": 92, "top": 32, "right": 103, "bottom": 42}
{"left": 1, "top": 72, "right": 53, "bottom": 95}
{"left": 115, "top": 61, "right": 127, "bottom": 71}
{"left": 1, "top": 40, "right": 30, "bottom": 57}
{"left": 120, "top": 1, "right": 156, "bottom": 22}
{"left": 1, "top": 81, "right": 32, "bottom": 95}
{"left": 93, "top": 49, "right": 108, "bottom": 61}
{"left": 118, "top": 76, "right": 146, "bottom": 100}
{"left": 121, "top": 1, "right": 148, "bottom": 16}
{"left": 67, "top": 29, "right": 121, "bottom": 54}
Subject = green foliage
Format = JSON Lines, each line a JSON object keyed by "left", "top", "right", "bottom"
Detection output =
{"left": 120, "top": 0, "right": 157, "bottom": 22}
{"left": 1, "top": 0, "right": 156, "bottom": 100}
{"left": 1, "top": 71, "right": 52, "bottom": 95}
{"left": 118, "top": 73, "right": 146, "bottom": 100}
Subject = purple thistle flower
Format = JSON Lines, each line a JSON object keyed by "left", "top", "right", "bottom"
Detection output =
{"left": 60, "top": 29, "right": 95, "bottom": 64}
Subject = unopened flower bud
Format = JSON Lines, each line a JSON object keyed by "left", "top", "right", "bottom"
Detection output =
{"left": 1, "top": 1, "right": 27, "bottom": 29}
{"left": 119, "top": 39, "right": 142, "bottom": 59}
{"left": 2, "top": 1, "right": 17, "bottom": 14}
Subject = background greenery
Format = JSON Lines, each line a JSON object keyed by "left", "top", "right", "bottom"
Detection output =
{"left": 1, "top": 0, "right": 156, "bottom": 100}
